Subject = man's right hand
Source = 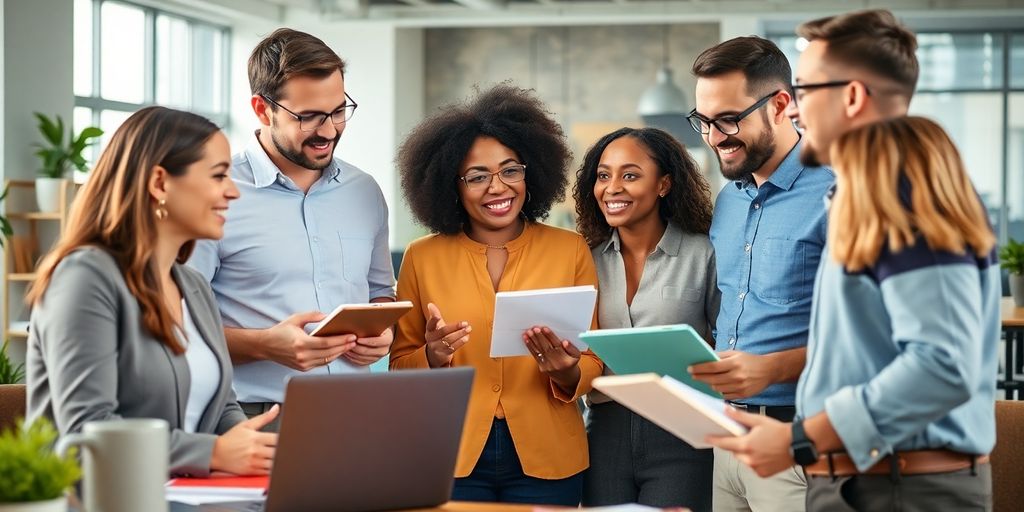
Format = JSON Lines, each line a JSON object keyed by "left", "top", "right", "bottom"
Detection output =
{"left": 261, "top": 311, "right": 357, "bottom": 371}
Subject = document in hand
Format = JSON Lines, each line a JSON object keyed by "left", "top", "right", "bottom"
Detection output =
{"left": 165, "top": 475, "right": 268, "bottom": 505}
{"left": 309, "top": 301, "right": 414, "bottom": 338}
{"left": 593, "top": 373, "right": 747, "bottom": 449}
{"left": 489, "top": 285, "right": 598, "bottom": 358}
{"left": 581, "top": 324, "right": 721, "bottom": 398}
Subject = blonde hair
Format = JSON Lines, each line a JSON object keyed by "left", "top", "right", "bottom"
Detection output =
{"left": 28, "top": 107, "right": 220, "bottom": 354}
{"left": 828, "top": 116, "right": 995, "bottom": 271}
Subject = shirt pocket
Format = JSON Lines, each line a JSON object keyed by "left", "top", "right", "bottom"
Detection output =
{"left": 337, "top": 232, "right": 373, "bottom": 285}
{"left": 751, "top": 237, "right": 809, "bottom": 305}
{"left": 662, "top": 285, "right": 702, "bottom": 302}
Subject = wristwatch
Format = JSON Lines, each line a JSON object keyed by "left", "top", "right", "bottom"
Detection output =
{"left": 790, "top": 418, "right": 819, "bottom": 466}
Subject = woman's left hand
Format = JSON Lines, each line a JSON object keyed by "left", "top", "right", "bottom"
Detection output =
{"left": 523, "top": 326, "right": 582, "bottom": 392}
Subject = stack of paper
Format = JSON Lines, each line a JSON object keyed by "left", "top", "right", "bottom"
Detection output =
{"left": 165, "top": 476, "right": 268, "bottom": 505}
{"left": 593, "top": 373, "right": 747, "bottom": 449}
{"left": 490, "top": 285, "right": 597, "bottom": 358}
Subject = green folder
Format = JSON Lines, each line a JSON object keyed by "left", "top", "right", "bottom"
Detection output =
{"left": 581, "top": 324, "right": 721, "bottom": 398}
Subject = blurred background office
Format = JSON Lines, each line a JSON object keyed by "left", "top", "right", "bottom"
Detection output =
{"left": 1, "top": 0, "right": 1023, "bottom": 369}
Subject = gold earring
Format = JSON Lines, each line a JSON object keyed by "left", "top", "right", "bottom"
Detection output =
{"left": 155, "top": 199, "right": 168, "bottom": 220}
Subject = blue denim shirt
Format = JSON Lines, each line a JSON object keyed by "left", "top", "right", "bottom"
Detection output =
{"left": 709, "top": 142, "right": 834, "bottom": 406}
{"left": 188, "top": 134, "right": 396, "bottom": 403}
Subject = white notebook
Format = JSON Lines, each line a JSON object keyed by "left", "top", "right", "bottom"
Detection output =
{"left": 489, "top": 285, "right": 597, "bottom": 358}
{"left": 592, "top": 373, "right": 748, "bottom": 449}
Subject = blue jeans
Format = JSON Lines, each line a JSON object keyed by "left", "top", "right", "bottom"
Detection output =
{"left": 452, "top": 418, "right": 583, "bottom": 506}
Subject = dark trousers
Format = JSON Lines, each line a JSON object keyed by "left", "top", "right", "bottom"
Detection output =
{"left": 452, "top": 418, "right": 583, "bottom": 507}
{"left": 806, "top": 464, "right": 992, "bottom": 512}
{"left": 239, "top": 401, "right": 283, "bottom": 433}
{"left": 583, "top": 401, "right": 713, "bottom": 511}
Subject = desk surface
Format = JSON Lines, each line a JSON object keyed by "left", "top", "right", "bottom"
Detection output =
{"left": 1003, "top": 298, "right": 1024, "bottom": 328}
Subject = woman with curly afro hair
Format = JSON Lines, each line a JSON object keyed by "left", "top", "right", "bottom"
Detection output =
{"left": 389, "top": 84, "right": 603, "bottom": 506}
{"left": 573, "top": 127, "right": 718, "bottom": 511}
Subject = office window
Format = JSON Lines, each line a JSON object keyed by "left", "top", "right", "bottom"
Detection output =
{"left": 74, "top": 0, "right": 230, "bottom": 170}
{"left": 772, "top": 30, "right": 1024, "bottom": 245}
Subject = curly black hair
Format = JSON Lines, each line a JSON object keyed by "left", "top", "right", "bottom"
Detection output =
{"left": 573, "top": 127, "right": 714, "bottom": 247}
{"left": 397, "top": 84, "right": 571, "bottom": 234}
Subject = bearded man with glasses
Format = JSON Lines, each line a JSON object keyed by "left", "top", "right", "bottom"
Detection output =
{"left": 189, "top": 29, "right": 397, "bottom": 433}
{"left": 686, "top": 36, "right": 834, "bottom": 512}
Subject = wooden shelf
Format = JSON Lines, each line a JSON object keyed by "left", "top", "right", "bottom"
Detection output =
{"left": 6, "top": 329, "right": 29, "bottom": 339}
{"left": 7, "top": 212, "right": 63, "bottom": 221}
{"left": 6, "top": 273, "right": 35, "bottom": 281}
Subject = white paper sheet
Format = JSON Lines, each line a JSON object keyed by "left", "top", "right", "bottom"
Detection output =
{"left": 489, "top": 285, "right": 597, "bottom": 357}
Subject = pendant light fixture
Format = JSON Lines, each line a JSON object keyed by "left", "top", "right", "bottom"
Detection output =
{"left": 638, "top": 25, "right": 704, "bottom": 149}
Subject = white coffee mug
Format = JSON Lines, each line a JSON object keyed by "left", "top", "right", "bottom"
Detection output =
{"left": 56, "top": 418, "right": 169, "bottom": 512}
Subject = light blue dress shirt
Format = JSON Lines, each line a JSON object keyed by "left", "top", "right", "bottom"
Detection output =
{"left": 797, "top": 234, "right": 1000, "bottom": 471}
{"left": 189, "top": 134, "right": 396, "bottom": 403}
{"left": 709, "top": 142, "right": 834, "bottom": 406}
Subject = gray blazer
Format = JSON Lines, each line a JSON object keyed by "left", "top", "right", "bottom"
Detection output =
{"left": 26, "top": 247, "right": 246, "bottom": 477}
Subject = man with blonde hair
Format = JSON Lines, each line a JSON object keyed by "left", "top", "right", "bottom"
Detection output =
{"left": 708, "top": 10, "right": 999, "bottom": 511}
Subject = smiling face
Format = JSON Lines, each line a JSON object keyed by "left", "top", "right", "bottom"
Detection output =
{"left": 593, "top": 136, "right": 670, "bottom": 231}
{"left": 261, "top": 70, "right": 348, "bottom": 171}
{"left": 163, "top": 132, "right": 239, "bottom": 240}
{"left": 694, "top": 70, "right": 777, "bottom": 182}
{"left": 457, "top": 136, "right": 527, "bottom": 235}
{"left": 791, "top": 40, "right": 851, "bottom": 167}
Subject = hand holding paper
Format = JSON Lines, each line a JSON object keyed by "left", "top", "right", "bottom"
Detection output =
{"left": 490, "top": 285, "right": 597, "bottom": 358}
{"left": 523, "top": 326, "right": 582, "bottom": 392}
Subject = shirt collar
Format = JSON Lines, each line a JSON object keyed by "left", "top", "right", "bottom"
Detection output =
{"left": 601, "top": 222, "right": 683, "bottom": 257}
{"left": 245, "top": 130, "right": 342, "bottom": 189}
{"left": 731, "top": 140, "right": 806, "bottom": 192}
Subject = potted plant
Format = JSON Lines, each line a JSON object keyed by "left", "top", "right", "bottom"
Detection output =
{"left": 32, "top": 113, "right": 102, "bottom": 212}
{"left": 0, "top": 338, "right": 26, "bottom": 439}
{"left": 1001, "top": 238, "right": 1024, "bottom": 307}
{"left": 0, "top": 418, "right": 81, "bottom": 512}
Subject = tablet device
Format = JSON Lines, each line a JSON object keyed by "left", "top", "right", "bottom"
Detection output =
{"left": 309, "top": 301, "right": 414, "bottom": 338}
{"left": 581, "top": 324, "right": 720, "bottom": 397}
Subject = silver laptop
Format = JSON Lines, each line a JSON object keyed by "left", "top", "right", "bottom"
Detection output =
{"left": 194, "top": 367, "right": 473, "bottom": 512}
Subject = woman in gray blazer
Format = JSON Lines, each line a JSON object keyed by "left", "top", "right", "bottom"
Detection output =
{"left": 573, "top": 127, "right": 718, "bottom": 511}
{"left": 26, "top": 106, "right": 277, "bottom": 477}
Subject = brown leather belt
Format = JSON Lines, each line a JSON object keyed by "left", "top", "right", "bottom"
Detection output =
{"left": 805, "top": 450, "right": 990, "bottom": 477}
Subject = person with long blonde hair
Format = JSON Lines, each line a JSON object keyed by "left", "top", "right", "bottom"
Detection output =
{"left": 26, "top": 106, "right": 278, "bottom": 477}
{"left": 710, "top": 116, "right": 999, "bottom": 511}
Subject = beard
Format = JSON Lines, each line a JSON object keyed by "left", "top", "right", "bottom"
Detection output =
{"left": 715, "top": 128, "right": 776, "bottom": 182}
{"left": 270, "top": 121, "right": 340, "bottom": 171}
{"left": 799, "top": 140, "right": 824, "bottom": 167}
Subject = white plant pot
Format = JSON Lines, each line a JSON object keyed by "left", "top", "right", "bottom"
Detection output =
{"left": 34, "top": 178, "right": 64, "bottom": 213}
{"left": 0, "top": 497, "right": 67, "bottom": 512}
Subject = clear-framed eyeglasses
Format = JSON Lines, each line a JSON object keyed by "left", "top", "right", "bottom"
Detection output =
{"left": 458, "top": 164, "right": 527, "bottom": 190}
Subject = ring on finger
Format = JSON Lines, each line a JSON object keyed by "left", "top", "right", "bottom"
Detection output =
{"left": 442, "top": 339, "right": 453, "bottom": 350}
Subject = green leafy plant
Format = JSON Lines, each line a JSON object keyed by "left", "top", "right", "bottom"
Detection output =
{"left": 0, "top": 185, "right": 12, "bottom": 248}
{"left": 0, "top": 417, "right": 81, "bottom": 502}
{"left": 0, "top": 338, "right": 24, "bottom": 385}
{"left": 1000, "top": 238, "right": 1024, "bottom": 275}
{"left": 33, "top": 113, "right": 103, "bottom": 179}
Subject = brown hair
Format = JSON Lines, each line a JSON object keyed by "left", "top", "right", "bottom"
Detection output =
{"left": 574, "top": 127, "right": 713, "bottom": 247}
{"left": 248, "top": 28, "right": 346, "bottom": 101}
{"left": 28, "top": 107, "right": 221, "bottom": 354}
{"left": 798, "top": 9, "right": 918, "bottom": 99}
{"left": 828, "top": 116, "right": 995, "bottom": 271}
{"left": 691, "top": 36, "right": 792, "bottom": 96}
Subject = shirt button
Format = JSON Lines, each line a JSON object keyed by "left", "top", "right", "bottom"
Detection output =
{"left": 729, "top": 337, "right": 736, "bottom": 346}
{"left": 738, "top": 292, "right": 746, "bottom": 300}
{"left": 744, "top": 243, "right": 751, "bottom": 252}
{"left": 753, "top": 203, "right": 761, "bottom": 209}
{"left": 312, "top": 236, "right": 319, "bottom": 243}
{"left": 316, "top": 281, "right": 323, "bottom": 289}
{"left": 870, "top": 449, "right": 880, "bottom": 458}
{"left": 492, "top": 384, "right": 501, "bottom": 392}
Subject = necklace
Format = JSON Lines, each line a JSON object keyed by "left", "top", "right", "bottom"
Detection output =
{"left": 485, "top": 243, "right": 506, "bottom": 250}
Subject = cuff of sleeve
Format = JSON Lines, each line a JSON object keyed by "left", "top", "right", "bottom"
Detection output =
{"left": 824, "top": 386, "right": 891, "bottom": 471}
{"left": 550, "top": 353, "right": 602, "bottom": 403}
{"left": 172, "top": 433, "right": 217, "bottom": 478}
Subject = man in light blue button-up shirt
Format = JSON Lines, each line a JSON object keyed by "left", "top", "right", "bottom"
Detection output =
{"left": 189, "top": 29, "right": 395, "bottom": 430}
{"left": 687, "top": 37, "right": 833, "bottom": 512}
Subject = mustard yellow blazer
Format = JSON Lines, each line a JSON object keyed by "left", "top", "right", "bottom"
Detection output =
{"left": 390, "top": 222, "right": 603, "bottom": 479}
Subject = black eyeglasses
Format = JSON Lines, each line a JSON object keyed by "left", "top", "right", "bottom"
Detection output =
{"left": 687, "top": 90, "right": 781, "bottom": 135}
{"left": 261, "top": 93, "right": 358, "bottom": 132}
{"left": 791, "top": 80, "right": 870, "bottom": 105}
